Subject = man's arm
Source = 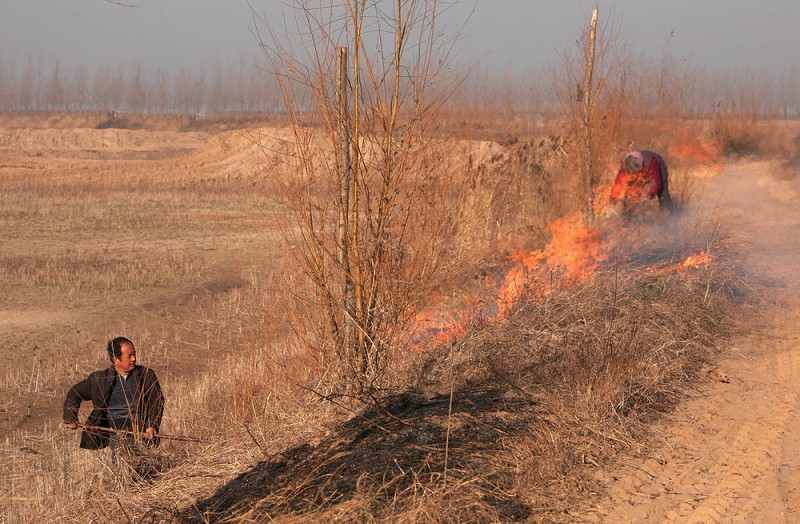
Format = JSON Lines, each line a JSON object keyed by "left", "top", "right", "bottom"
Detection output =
{"left": 63, "top": 376, "right": 93, "bottom": 428}
{"left": 141, "top": 368, "right": 165, "bottom": 437}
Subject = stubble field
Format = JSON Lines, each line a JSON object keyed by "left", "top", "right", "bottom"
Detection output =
{"left": 0, "top": 114, "right": 281, "bottom": 448}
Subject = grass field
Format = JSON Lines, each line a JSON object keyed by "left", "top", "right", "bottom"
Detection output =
{"left": 1, "top": 111, "right": 794, "bottom": 522}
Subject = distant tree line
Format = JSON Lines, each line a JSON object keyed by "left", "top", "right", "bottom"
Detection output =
{"left": 443, "top": 59, "right": 800, "bottom": 121}
{"left": 0, "top": 53, "right": 798, "bottom": 118}
{"left": 0, "top": 55, "right": 282, "bottom": 114}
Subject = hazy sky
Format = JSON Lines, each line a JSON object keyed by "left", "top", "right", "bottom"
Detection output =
{"left": 1, "top": 1, "right": 798, "bottom": 74}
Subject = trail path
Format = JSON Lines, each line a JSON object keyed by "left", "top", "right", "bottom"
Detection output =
{"left": 584, "top": 160, "right": 800, "bottom": 523}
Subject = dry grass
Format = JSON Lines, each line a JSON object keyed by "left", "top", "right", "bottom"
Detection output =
{"left": 0, "top": 113, "right": 772, "bottom": 523}
{"left": 0, "top": 123, "right": 290, "bottom": 521}
{"left": 112, "top": 216, "right": 736, "bottom": 524}
{"left": 0, "top": 250, "right": 199, "bottom": 291}
{"left": 0, "top": 110, "right": 277, "bottom": 133}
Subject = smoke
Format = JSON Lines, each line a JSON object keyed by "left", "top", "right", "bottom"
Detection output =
{"left": 688, "top": 159, "right": 800, "bottom": 289}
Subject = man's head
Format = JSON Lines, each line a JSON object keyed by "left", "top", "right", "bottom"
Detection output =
{"left": 107, "top": 337, "right": 136, "bottom": 375}
{"left": 622, "top": 151, "right": 644, "bottom": 173}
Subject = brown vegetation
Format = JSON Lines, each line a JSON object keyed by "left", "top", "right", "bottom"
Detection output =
{"left": 175, "top": 227, "right": 737, "bottom": 522}
{"left": 2, "top": 5, "right": 799, "bottom": 519}
{"left": 1, "top": 107, "right": 782, "bottom": 522}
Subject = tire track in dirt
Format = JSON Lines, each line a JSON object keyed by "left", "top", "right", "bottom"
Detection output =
{"left": 583, "top": 161, "right": 800, "bottom": 523}
{"left": 684, "top": 303, "right": 799, "bottom": 523}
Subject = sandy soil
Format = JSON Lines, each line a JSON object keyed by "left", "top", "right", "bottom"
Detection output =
{"left": 581, "top": 160, "right": 800, "bottom": 522}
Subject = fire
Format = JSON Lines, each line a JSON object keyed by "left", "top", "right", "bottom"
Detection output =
{"left": 413, "top": 211, "right": 610, "bottom": 343}
{"left": 653, "top": 249, "right": 714, "bottom": 273}
{"left": 683, "top": 250, "right": 712, "bottom": 268}
{"left": 542, "top": 213, "right": 607, "bottom": 282}
{"left": 497, "top": 212, "right": 608, "bottom": 317}
{"left": 413, "top": 202, "right": 718, "bottom": 349}
{"left": 668, "top": 140, "right": 725, "bottom": 174}
{"left": 495, "top": 250, "right": 545, "bottom": 317}
{"left": 413, "top": 297, "right": 484, "bottom": 348}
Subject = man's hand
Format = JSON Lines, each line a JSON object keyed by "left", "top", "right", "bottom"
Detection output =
{"left": 144, "top": 427, "right": 156, "bottom": 439}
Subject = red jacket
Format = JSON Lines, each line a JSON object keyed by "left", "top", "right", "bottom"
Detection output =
{"left": 610, "top": 152, "right": 663, "bottom": 203}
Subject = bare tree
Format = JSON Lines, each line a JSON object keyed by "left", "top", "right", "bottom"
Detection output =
{"left": 779, "top": 66, "right": 800, "bottom": 118}
{"left": 152, "top": 68, "right": 171, "bottom": 113}
{"left": 554, "top": 8, "right": 629, "bottom": 222}
{"left": 174, "top": 67, "right": 203, "bottom": 114}
{"left": 18, "top": 54, "right": 42, "bottom": 111}
{"left": 127, "top": 63, "right": 148, "bottom": 113}
{"left": 257, "top": 0, "right": 459, "bottom": 394}
{"left": 44, "top": 61, "right": 66, "bottom": 110}
{"left": 207, "top": 63, "right": 226, "bottom": 113}
{"left": 93, "top": 64, "right": 126, "bottom": 111}
{"left": 0, "top": 55, "right": 16, "bottom": 110}
{"left": 73, "top": 64, "right": 90, "bottom": 110}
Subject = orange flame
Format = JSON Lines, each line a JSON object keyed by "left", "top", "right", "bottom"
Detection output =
{"left": 654, "top": 249, "right": 714, "bottom": 273}
{"left": 668, "top": 140, "right": 725, "bottom": 173}
{"left": 413, "top": 200, "right": 718, "bottom": 349}
{"left": 413, "top": 297, "right": 484, "bottom": 349}
{"left": 683, "top": 250, "right": 712, "bottom": 268}
{"left": 497, "top": 212, "right": 608, "bottom": 317}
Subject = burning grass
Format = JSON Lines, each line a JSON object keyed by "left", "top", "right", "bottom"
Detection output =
{"left": 156, "top": 218, "right": 739, "bottom": 523}
{"left": 3, "top": 212, "right": 736, "bottom": 524}
{"left": 0, "top": 114, "right": 759, "bottom": 522}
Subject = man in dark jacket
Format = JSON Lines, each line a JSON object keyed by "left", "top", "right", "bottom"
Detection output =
{"left": 64, "top": 337, "right": 164, "bottom": 451}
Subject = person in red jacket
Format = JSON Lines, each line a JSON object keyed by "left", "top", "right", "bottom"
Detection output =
{"left": 609, "top": 150, "right": 673, "bottom": 214}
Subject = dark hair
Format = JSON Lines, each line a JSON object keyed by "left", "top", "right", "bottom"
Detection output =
{"left": 107, "top": 337, "right": 134, "bottom": 362}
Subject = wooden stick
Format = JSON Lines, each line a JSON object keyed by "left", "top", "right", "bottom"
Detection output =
{"left": 74, "top": 423, "right": 207, "bottom": 443}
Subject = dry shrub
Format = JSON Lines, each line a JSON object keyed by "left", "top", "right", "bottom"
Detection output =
{"left": 760, "top": 120, "right": 800, "bottom": 173}
{"left": 710, "top": 115, "right": 764, "bottom": 157}
{"left": 704, "top": 115, "right": 800, "bottom": 163}
{"left": 173, "top": 383, "right": 539, "bottom": 523}
{"left": 158, "top": 216, "right": 739, "bottom": 523}
{"left": 449, "top": 129, "right": 580, "bottom": 257}
{"left": 410, "top": 235, "right": 737, "bottom": 519}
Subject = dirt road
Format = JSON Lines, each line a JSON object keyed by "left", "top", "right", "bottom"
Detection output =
{"left": 584, "top": 160, "right": 800, "bottom": 523}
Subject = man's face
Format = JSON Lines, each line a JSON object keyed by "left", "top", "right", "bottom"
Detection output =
{"left": 112, "top": 343, "right": 136, "bottom": 374}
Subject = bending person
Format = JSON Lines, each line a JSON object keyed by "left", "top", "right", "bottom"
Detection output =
{"left": 609, "top": 150, "right": 673, "bottom": 213}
